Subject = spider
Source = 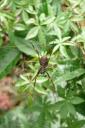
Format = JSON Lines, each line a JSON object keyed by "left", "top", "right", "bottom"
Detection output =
{"left": 31, "top": 43, "right": 55, "bottom": 91}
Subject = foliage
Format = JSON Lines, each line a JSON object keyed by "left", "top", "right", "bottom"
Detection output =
{"left": 0, "top": 0, "right": 85, "bottom": 127}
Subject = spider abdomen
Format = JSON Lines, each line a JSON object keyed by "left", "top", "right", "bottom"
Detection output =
{"left": 39, "top": 56, "right": 48, "bottom": 67}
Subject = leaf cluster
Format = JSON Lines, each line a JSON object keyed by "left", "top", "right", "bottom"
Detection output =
{"left": 0, "top": 0, "right": 85, "bottom": 128}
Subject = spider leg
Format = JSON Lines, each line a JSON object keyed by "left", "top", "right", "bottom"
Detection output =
{"left": 48, "top": 50, "right": 53, "bottom": 63}
{"left": 46, "top": 72, "right": 55, "bottom": 92}
{"left": 32, "top": 68, "right": 41, "bottom": 86}
{"left": 31, "top": 42, "right": 40, "bottom": 59}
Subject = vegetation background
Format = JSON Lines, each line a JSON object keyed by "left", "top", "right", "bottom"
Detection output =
{"left": 0, "top": 0, "right": 85, "bottom": 128}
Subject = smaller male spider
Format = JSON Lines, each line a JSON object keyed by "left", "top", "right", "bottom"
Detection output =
{"left": 31, "top": 43, "right": 55, "bottom": 91}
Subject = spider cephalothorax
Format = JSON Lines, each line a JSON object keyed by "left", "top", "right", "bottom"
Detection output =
{"left": 39, "top": 56, "right": 49, "bottom": 74}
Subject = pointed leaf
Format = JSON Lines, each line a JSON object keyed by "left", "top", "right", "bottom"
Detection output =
{"left": 25, "top": 27, "right": 39, "bottom": 40}
{"left": 71, "top": 97, "right": 85, "bottom": 105}
{"left": 52, "top": 45, "right": 60, "bottom": 53}
{"left": 35, "top": 85, "right": 48, "bottom": 95}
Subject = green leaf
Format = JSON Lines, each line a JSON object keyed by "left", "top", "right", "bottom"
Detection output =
{"left": 38, "top": 28, "right": 46, "bottom": 49}
{"left": 60, "top": 46, "right": 69, "bottom": 58}
{"left": 25, "top": 18, "right": 35, "bottom": 25}
{"left": 39, "top": 13, "right": 46, "bottom": 23}
{"left": 66, "top": 103, "right": 76, "bottom": 116}
{"left": 35, "top": 85, "right": 48, "bottom": 95}
{"left": 52, "top": 45, "right": 59, "bottom": 53}
{"left": 54, "top": 25, "right": 62, "bottom": 39}
{"left": 71, "top": 120, "right": 85, "bottom": 128}
{"left": 0, "top": 37, "right": 3, "bottom": 46}
{"left": 42, "top": 17, "right": 55, "bottom": 25}
{"left": 60, "top": 102, "right": 76, "bottom": 118}
{"left": 36, "top": 77, "right": 48, "bottom": 84}
{"left": 70, "top": 97, "right": 85, "bottom": 105}
{"left": 25, "top": 27, "right": 39, "bottom": 40}
{"left": 62, "top": 36, "right": 71, "bottom": 42}
{"left": 0, "top": 45, "right": 20, "bottom": 79}
{"left": 26, "top": 6, "right": 36, "bottom": 14}
{"left": 22, "top": 11, "right": 29, "bottom": 24}
{"left": 0, "top": 0, "right": 8, "bottom": 9}
{"left": 14, "top": 23, "right": 26, "bottom": 31}
{"left": 56, "top": 68, "right": 85, "bottom": 83}
{"left": 57, "top": 86, "right": 65, "bottom": 98}
{"left": 15, "top": 37, "right": 37, "bottom": 56}
{"left": 41, "top": 0, "right": 48, "bottom": 15}
{"left": 54, "top": 100, "right": 76, "bottom": 118}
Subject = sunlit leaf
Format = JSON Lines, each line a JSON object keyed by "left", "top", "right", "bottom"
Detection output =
{"left": 25, "top": 27, "right": 39, "bottom": 40}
